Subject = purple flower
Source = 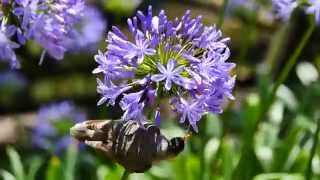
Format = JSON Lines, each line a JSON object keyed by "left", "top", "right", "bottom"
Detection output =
{"left": 107, "top": 32, "right": 156, "bottom": 65}
{"left": 151, "top": 60, "right": 185, "bottom": 90}
{"left": 96, "top": 78, "right": 132, "bottom": 106}
{"left": 93, "top": 6, "right": 235, "bottom": 131}
{"left": 272, "top": 0, "right": 298, "bottom": 21}
{"left": 0, "top": 22, "right": 20, "bottom": 68}
{"left": 32, "top": 101, "right": 86, "bottom": 152}
{"left": 120, "top": 91, "right": 145, "bottom": 122}
{"left": 93, "top": 51, "right": 134, "bottom": 80}
{"left": 0, "top": 71, "right": 27, "bottom": 88}
{"left": 0, "top": 0, "right": 86, "bottom": 68}
{"left": 172, "top": 97, "right": 206, "bottom": 132}
{"left": 64, "top": 6, "right": 106, "bottom": 51}
{"left": 154, "top": 107, "right": 161, "bottom": 126}
{"left": 306, "top": 0, "right": 320, "bottom": 24}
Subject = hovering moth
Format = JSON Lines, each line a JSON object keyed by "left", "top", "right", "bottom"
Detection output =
{"left": 70, "top": 120, "right": 185, "bottom": 173}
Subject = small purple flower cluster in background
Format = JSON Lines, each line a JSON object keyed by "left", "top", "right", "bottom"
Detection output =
{"left": 93, "top": 6, "right": 235, "bottom": 132}
{"left": 63, "top": 6, "right": 106, "bottom": 52}
{"left": 272, "top": 0, "right": 298, "bottom": 21}
{"left": 0, "top": 0, "right": 86, "bottom": 68}
{"left": 32, "top": 101, "right": 86, "bottom": 152}
{"left": 0, "top": 70, "right": 27, "bottom": 88}
{"left": 272, "top": 0, "right": 320, "bottom": 24}
{"left": 227, "top": 0, "right": 257, "bottom": 13}
{"left": 0, "top": 0, "right": 106, "bottom": 68}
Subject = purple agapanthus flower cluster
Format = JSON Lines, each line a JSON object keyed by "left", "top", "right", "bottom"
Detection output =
{"left": 63, "top": 6, "right": 106, "bottom": 51}
{"left": 32, "top": 101, "right": 86, "bottom": 152}
{"left": 0, "top": 0, "right": 86, "bottom": 68}
{"left": 93, "top": 6, "right": 235, "bottom": 132}
{"left": 0, "top": 70, "right": 27, "bottom": 88}
{"left": 272, "top": 0, "right": 320, "bottom": 24}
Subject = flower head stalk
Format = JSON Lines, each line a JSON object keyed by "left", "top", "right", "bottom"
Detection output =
{"left": 32, "top": 101, "right": 86, "bottom": 152}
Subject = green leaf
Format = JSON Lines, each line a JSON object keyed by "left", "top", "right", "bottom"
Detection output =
{"left": 232, "top": 94, "right": 264, "bottom": 180}
{"left": 46, "top": 156, "right": 62, "bottom": 180}
{"left": 289, "top": 149, "right": 309, "bottom": 173}
{"left": 270, "top": 127, "right": 303, "bottom": 172}
{"left": 221, "top": 139, "right": 236, "bottom": 180}
{"left": 64, "top": 144, "right": 78, "bottom": 180}
{"left": 96, "top": 166, "right": 109, "bottom": 180}
{"left": 204, "top": 138, "right": 220, "bottom": 167}
{"left": 185, "top": 154, "right": 201, "bottom": 180}
{"left": 27, "top": 157, "right": 43, "bottom": 180}
{"left": 6, "top": 147, "right": 25, "bottom": 180}
{"left": 103, "top": 165, "right": 122, "bottom": 180}
{"left": 253, "top": 173, "right": 304, "bottom": 180}
{"left": 0, "top": 170, "right": 16, "bottom": 180}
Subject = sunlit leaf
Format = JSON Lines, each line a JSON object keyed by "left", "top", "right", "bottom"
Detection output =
{"left": 296, "top": 62, "right": 319, "bottom": 86}
{"left": 6, "top": 147, "right": 25, "bottom": 180}
{"left": 27, "top": 157, "right": 43, "bottom": 180}
{"left": 46, "top": 156, "right": 62, "bottom": 180}
{"left": 0, "top": 170, "right": 16, "bottom": 180}
{"left": 253, "top": 173, "right": 304, "bottom": 180}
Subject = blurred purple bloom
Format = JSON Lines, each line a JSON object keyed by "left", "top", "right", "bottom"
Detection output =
{"left": 226, "top": 0, "right": 257, "bottom": 14}
{"left": 0, "top": 71, "right": 27, "bottom": 88}
{"left": 306, "top": 0, "right": 320, "bottom": 24}
{"left": 93, "top": 6, "right": 235, "bottom": 131}
{"left": 0, "top": 22, "right": 20, "bottom": 68}
{"left": 65, "top": 6, "right": 106, "bottom": 51}
{"left": 272, "top": 0, "right": 298, "bottom": 21}
{"left": 0, "top": 0, "right": 86, "bottom": 68}
{"left": 32, "top": 101, "right": 86, "bottom": 152}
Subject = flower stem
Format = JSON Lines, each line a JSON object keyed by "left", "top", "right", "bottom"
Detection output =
{"left": 38, "top": 50, "right": 47, "bottom": 66}
{"left": 305, "top": 118, "right": 320, "bottom": 180}
{"left": 271, "top": 23, "right": 315, "bottom": 103}
{"left": 218, "top": 0, "right": 229, "bottom": 28}
{"left": 121, "top": 170, "right": 130, "bottom": 180}
{"left": 257, "top": 19, "right": 315, "bottom": 129}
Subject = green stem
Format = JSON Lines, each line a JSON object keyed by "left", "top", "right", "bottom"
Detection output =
{"left": 38, "top": 50, "right": 46, "bottom": 66}
{"left": 270, "top": 23, "right": 315, "bottom": 103}
{"left": 256, "top": 20, "right": 315, "bottom": 130}
{"left": 121, "top": 170, "right": 130, "bottom": 180}
{"left": 305, "top": 118, "right": 320, "bottom": 180}
{"left": 200, "top": 116, "right": 208, "bottom": 180}
{"left": 65, "top": 142, "right": 78, "bottom": 180}
{"left": 264, "top": 23, "right": 291, "bottom": 73}
{"left": 218, "top": 0, "right": 229, "bottom": 28}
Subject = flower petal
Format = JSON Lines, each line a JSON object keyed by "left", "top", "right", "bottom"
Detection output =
{"left": 151, "top": 74, "right": 166, "bottom": 82}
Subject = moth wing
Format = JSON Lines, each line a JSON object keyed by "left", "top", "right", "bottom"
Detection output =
{"left": 84, "top": 119, "right": 118, "bottom": 131}
{"left": 85, "top": 140, "right": 114, "bottom": 159}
